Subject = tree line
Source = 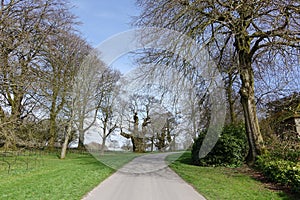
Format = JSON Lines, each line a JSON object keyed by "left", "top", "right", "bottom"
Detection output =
{"left": 0, "top": 0, "right": 186, "bottom": 158}
{"left": 0, "top": 0, "right": 116, "bottom": 157}
{"left": 1, "top": 0, "right": 299, "bottom": 164}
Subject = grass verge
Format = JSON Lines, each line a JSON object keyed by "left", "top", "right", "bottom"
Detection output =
{"left": 0, "top": 151, "right": 139, "bottom": 200}
{"left": 168, "top": 152, "right": 294, "bottom": 200}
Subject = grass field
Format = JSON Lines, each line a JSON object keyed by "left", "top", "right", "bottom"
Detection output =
{"left": 2, "top": 150, "right": 296, "bottom": 200}
{"left": 0, "top": 151, "right": 138, "bottom": 200}
{"left": 168, "top": 152, "right": 295, "bottom": 200}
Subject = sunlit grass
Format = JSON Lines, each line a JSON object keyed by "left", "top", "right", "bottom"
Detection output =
{"left": 168, "top": 152, "right": 293, "bottom": 200}
{"left": 0, "top": 151, "right": 140, "bottom": 200}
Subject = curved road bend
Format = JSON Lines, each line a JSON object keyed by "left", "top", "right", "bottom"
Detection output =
{"left": 82, "top": 153, "right": 206, "bottom": 200}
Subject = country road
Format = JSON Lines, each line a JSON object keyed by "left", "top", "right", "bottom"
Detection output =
{"left": 82, "top": 153, "right": 206, "bottom": 200}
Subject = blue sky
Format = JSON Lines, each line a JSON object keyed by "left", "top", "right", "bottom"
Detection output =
{"left": 70, "top": 1, "right": 141, "bottom": 144}
{"left": 71, "top": 0, "right": 140, "bottom": 73}
{"left": 71, "top": 0, "right": 139, "bottom": 47}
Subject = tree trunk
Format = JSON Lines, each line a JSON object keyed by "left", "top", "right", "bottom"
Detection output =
{"left": 10, "top": 92, "right": 23, "bottom": 120}
{"left": 150, "top": 136, "right": 154, "bottom": 152}
{"left": 132, "top": 112, "right": 145, "bottom": 153}
{"left": 60, "top": 123, "right": 71, "bottom": 159}
{"left": 133, "top": 137, "right": 144, "bottom": 153}
{"left": 226, "top": 72, "right": 237, "bottom": 124}
{"left": 120, "top": 131, "right": 145, "bottom": 153}
{"left": 61, "top": 105, "right": 75, "bottom": 159}
{"left": 238, "top": 48, "right": 264, "bottom": 165}
{"left": 120, "top": 113, "right": 146, "bottom": 153}
{"left": 3, "top": 127, "right": 17, "bottom": 150}
{"left": 48, "top": 112, "right": 57, "bottom": 149}
{"left": 77, "top": 128, "right": 85, "bottom": 149}
{"left": 100, "top": 136, "right": 106, "bottom": 155}
{"left": 100, "top": 125, "right": 107, "bottom": 155}
{"left": 234, "top": 28, "right": 265, "bottom": 165}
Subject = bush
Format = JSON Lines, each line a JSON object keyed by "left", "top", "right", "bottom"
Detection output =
{"left": 260, "top": 115, "right": 300, "bottom": 162}
{"left": 192, "top": 123, "right": 248, "bottom": 167}
{"left": 256, "top": 155, "right": 300, "bottom": 193}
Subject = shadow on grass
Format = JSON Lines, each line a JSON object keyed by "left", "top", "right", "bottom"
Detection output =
{"left": 249, "top": 173, "right": 300, "bottom": 200}
{"left": 174, "top": 151, "right": 193, "bottom": 165}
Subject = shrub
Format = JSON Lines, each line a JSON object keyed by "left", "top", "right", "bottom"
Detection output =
{"left": 256, "top": 155, "right": 300, "bottom": 193}
{"left": 192, "top": 123, "right": 248, "bottom": 167}
{"left": 260, "top": 115, "right": 300, "bottom": 163}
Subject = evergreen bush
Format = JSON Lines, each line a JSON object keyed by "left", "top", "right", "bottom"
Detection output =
{"left": 192, "top": 123, "right": 248, "bottom": 167}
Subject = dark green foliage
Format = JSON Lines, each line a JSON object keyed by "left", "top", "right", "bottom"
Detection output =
{"left": 192, "top": 123, "right": 248, "bottom": 167}
{"left": 256, "top": 155, "right": 300, "bottom": 193}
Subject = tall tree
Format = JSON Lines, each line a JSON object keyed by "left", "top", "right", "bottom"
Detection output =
{"left": 96, "top": 69, "right": 120, "bottom": 155}
{"left": 73, "top": 51, "right": 106, "bottom": 149}
{"left": 0, "top": 0, "right": 78, "bottom": 149}
{"left": 42, "top": 31, "right": 90, "bottom": 149}
{"left": 134, "top": 0, "right": 300, "bottom": 164}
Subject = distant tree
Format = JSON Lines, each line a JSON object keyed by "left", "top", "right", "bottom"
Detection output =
{"left": 154, "top": 115, "right": 175, "bottom": 151}
{"left": 121, "top": 112, "right": 146, "bottom": 152}
{"left": 96, "top": 69, "right": 120, "bottom": 155}
{"left": 120, "top": 94, "right": 157, "bottom": 152}
{"left": 72, "top": 51, "right": 106, "bottom": 149}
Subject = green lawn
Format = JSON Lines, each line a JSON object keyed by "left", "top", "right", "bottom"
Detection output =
{"left": 2, "top": 150, "right": 295, "bottom": 200}
{"left": 168, "top": 152, "right": 294, "bottom": 200}
{"left": 0, "top": 151, "right": 138, "bottom": 200}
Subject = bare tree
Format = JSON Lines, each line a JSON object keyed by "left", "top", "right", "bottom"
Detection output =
{"left": 96, "top": 69, "right": 120, "bottom": 155}
{"left": 72, "top": 51, "right": 107, "bottom": 149}
{"left": 151, "top": 111, "right": 175, "bottom": 152}
{"left": 134, "top": 0, "right": 300, "bottom": 164}
{"left": 118, "top": 93, "right": 155, "bottom": 152}
{"left": 0, "top": 0, "right": 78, "bottom": 149}
{"left": 39, "top": 29, "right": 90, "bottom": 149}
{"left": 119, "top": 91, "right": 179, "bottom": 152}
{"left": 117, "top": 64, "right": 202, "bottom": 152}
{"left": 60, "top": 96, "right": 76, "bottom": 159}
{"left": 120, "top": 94, "right": 150, "bottom": 153}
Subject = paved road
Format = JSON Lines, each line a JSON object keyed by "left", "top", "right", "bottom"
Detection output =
{"left": 82, "top": 153, "right": 206, "bottom": 200}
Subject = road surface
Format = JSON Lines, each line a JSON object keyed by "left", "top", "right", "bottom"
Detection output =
{"left": 82, "top": 153, "right": 206, "bottom": 200}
